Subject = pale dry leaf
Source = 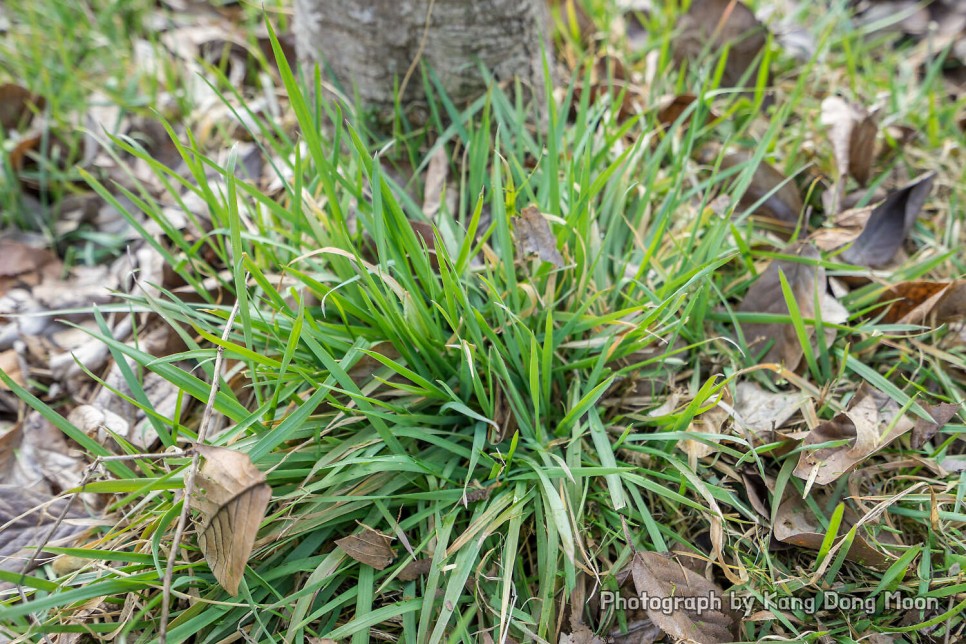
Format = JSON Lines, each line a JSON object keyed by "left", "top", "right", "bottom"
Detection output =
{"left": 67, "top": 405, "right": 129, "bottom": 445}
{"left": 336, "top": 527, "right": 395, "bottom": 570}
{"left": 839, "top": 172, "right": 935, "bottom": 268}
{"left": 820, "top": 97, "right": 878, "bottom": 188}
{"left": 733, "top": 381, "right": 805, "bottom": 443}
{"left": 629, "top": 551, "right": 737, "bottom": 643}
{"left": 558, "top": 624, "right": 605, "bottom": 644}
{"left": 0, "top": 486, "right": 93, "bottom": 573}
{"left": 772, "top": 493, "right": 899, "bottom": 569}
{"left": 192, "top": 444, "right": 272, "bottom": 595}
{"left": 794, "top": 384, "right": 915, "bottom": 485}
{"left": 422, "top": 146, "right": 450, "bottom": 219}
{"left": 681, "top": 388, "right": 732, "bottom": 464}
{"left": 514, "top": 205, "right": 564, "bottom": 268}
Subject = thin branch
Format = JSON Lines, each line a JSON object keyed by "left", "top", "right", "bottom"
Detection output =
{"left": 159, "top": 299, "right": 242, "bottom": 643}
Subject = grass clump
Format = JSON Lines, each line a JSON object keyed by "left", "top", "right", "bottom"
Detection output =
{"left": 1, "top": 0, "right": 965, "bottom": 642}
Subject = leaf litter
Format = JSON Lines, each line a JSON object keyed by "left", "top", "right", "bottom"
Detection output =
{"left": 191, "top": 444, "right": 272, "bottom": 595}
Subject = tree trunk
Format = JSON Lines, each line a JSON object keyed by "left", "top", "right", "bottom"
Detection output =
{"left": 293, "top": 0, "right": 550, "bottom": 124}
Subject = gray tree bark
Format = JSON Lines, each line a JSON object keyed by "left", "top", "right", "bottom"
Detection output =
{"left": 293, "top": 0, "right": 550, "bottom": 124}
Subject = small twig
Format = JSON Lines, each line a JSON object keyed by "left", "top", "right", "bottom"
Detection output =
{"left": 398, "top": 0, "right": 436, "bottom": 101}
{"left": 159, "top": 298, "right": 242, "bottom": 643}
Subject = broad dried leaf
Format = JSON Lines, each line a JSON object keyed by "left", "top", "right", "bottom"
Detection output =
{"left": 514, "top": 206, "right": 564, "bottom": 268}
{"left": 192, "top": 444, "right": 272, "bottom": 595}
{"left": 910, "top": 403, "right": 961, "bottom": 450}
{"left": 559, "top": 624, "right": 606, "bottom": 644}
{"left": 681, "top": 388, "right": 732, "bottom": 465}
{"left": 629, "top": 551, "right": 737, "bottom": 643}
{"left": 720, "top": 150, "right": 804, "bottom": 226}
{"left": 335, "top": 528, "right": 394, "bottom": 570}
{"left": 737, "top": 243, "right": 844, "bottom": 370}
{"left": 673, "top": 0, "right": 768, "bottom": 89}
{"left": 397, "top": 557, "right": 432, "bottom": 581}
{"left": 794, "top": 385, "right": 914, "bottom": 485}
{"left": 0, "top": 239, "right": 60, "bottom": 280}
{"left": 0, "top": 486, "right": 93, "bottom": 573}
{"left": 821, "top": 97, "right": 878, "bottom": 188}
{"left": 0, "top": 350, "right": 25, "bottom": 390}
{"left": 877, "top": 280, "right": 966, "bottom": 324}
{"left": 0, "top": 83, "right": 44, "bottom": 131}
{"left": 773, "top": 493, "right": 899, "bottom": 568}
{"left": 654, "top": 94, "right": 720, "bottom": 128}
{"left": 839, "top": 173, "right": 935, "bottom": 268}
{"left": 422, "top": 146, "right": 450, "bottom": 219}
{"left": 733, "top": 381, "right": 805, "bottom": 443}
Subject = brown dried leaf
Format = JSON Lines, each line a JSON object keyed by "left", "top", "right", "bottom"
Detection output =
{"left": 839, "top": 173, "right": 935, "bottom": 268}
{"left": 794, "top": 385, "right": 914, "bottom": 485}
{"left": 876, "top": 280, "right": 966, "bottom": 325}
{"left": 655, "top": 93, "right": 720, "bottom": 129}
{"left": 397, "top": 557, "right": 432, "bottom": 581}
{"left": 335, "top": 528, "right": 394, "bottom": 570}
{"left": 0, "top": 239, "right": 60, "bottom": 280}
{"left": 0, "top": 83, "right": 44, "bottom": 131}
{"left": 821, "top": 97, "right": 878, "bottom": 188}
{"left": 737, "top": 243, "right": 844, "bottom": 370}
{"left": 773, "top": 493, "right": 898, "bottom": 568}
{"left": 910, "top": 403, "right": 961, "bottom": 450}
{"left": 629, "top": 551, "right": 737, "bottom": 643}
{"left": 720, "top": 150, "right": 803, "bottom": 226}
{"left": 673, "top": 0, "right": 769, "bottom": 89}
{"left": 0, "top": 350, "right": 24, "bottom": 390}
{"left": 514, "top": 205, "right": 564, "bottom": 268}
{"left": 192, "top": 444, "right": 272, "bottom": 595}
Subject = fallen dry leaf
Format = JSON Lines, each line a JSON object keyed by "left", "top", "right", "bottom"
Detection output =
{"left": 336, "top": 527, "right": 395, "bottom": 570}
{"left": 397, "top": 557, "right": 432, "bottom": 581}
{"left": 794, "top": 384, "right": 914, "bottom": 486}
{"left": 773, "top": 493, "right": 900, "bottom": 568}
{"left": 655, "top": 93, "right": 720, "bottom": 129}
{"left": 0, "top": 350, "right": 25, "bottom": 390}
{"left": 737, "top": 243, "right": 846, "bottom": 370}
{"left": 514, "top": 205, "right": 564, "bottom": 268}
{"left": 192, "top": 444, "right": 272, "bottom": 595}
{"left": 673, "top": 0, "right": 769, "bottom": 89}
{"left": 821, "top": 96, "right": 879, "bottom": 190}
{"left": 681, "top": 388, "right": 732, "bottom": 465}
{"left": 876, "top": 280, "right": 966, "bottom": 325}
{"left": 733, "top": 381, "right": 805, "bottom": 443}
{"left": 0, "top": 486, "right": 93, "bottom": 574}
{"left": 838, "top": 172, "right": 935, "bottom": 268}
{"left": 0, "top": 239, "right": 55, "bottom": 279}
{"left": 559, "top": 624, "right": 606, "bottom": 644}
{"left": 0, "top": 83, "right": 44, "bottom": 131}
{"left": 720, "top": 150, "right": 804, "bottom": 226}
{"left": 629, "top": 550, "right": 737, "bottom": 643}
{"left": 910, "top": 402, "right": 962, "bottom": 450}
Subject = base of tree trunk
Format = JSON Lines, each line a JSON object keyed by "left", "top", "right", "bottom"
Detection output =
{"left": 294, "top": 0, "right": 550, "bottom": 126}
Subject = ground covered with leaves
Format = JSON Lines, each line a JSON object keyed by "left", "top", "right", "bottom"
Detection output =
{"left": 1, "top": 0, "right": 965, "bottom": 642}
